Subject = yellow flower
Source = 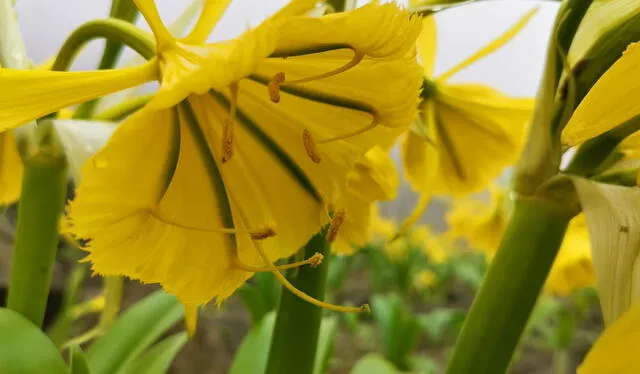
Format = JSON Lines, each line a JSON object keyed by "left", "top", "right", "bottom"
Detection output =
{"left": 578, "top": 300, "right": 640, "bottom": 374}
{"left": 370, "top": 207, "right": 397, "bottom": 241}
{"left": 332, "top": 147, "right": 399, "bottom": 255}
{"left": 446, "top": 186, "right": 507, "bottom": 255}
{"left": 448, "top": 187, "right": 594, "bottom": 295}
{"left": 0, "top": 131, "right": 23, "bottom": 204}
{"left": 0, "top": 1, "right": 422, "bottom": 308}
{"left": 414, "top": 269, "right": 438, "bottom": 290}
{"left": 408, "top": 224, "right": 450, "bottom": 263}
{"left": 544, "top": 214, "right": 595, "bottom": 297}
{"left": 400, "top": 10, "right": 536, "bottom": 228}
{"left": 563, "top": 42, "right": 640, "bottom": 146}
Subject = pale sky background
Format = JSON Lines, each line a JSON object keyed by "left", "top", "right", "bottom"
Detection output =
{"left": 14, "top": 0, "right": 559, "bottom": 97}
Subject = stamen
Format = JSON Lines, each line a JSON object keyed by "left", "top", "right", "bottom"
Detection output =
{"left": 268, "top": 72, "right": 285, "bottom": 103}
{"left": 222, "top": 83, "right": 238, "bottom": 163}
{"left": 326, "top": 209, "right": 346, "bottom": 243}
{"left": 317, "top": 116, "right": 380, "bottom": 145}
{"left": 302, "top": 129, "right": 322, "bottom": 163}
{"left": 252, "top": 241, "right": 367, "bottom": 314}
{"left": 283, "top": 52, "right": 364, "bottom": 85}
{"left": 150, "top": 207, "right": 276, "bottom": 239}
{"left": 232, "top": 252, "right": 324, "bottom": 273}
{"left": 266, "top": 50, "right": 363, "bottom": 103}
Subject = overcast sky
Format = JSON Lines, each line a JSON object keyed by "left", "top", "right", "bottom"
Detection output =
{"left": 14, "top": 0, "right": 558, "bottom": 97}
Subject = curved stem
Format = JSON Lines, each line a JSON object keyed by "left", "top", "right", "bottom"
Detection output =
{"left": 52, "top": 18, "right": 155, "bottom": 73}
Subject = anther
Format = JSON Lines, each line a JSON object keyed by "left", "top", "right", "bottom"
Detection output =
{"left": 252, "top": 241, "right": 367, "bottom": 314}
{"left": 222, "top": 83, "right": 239, "bottom": 163}
{"left": 326, "top": 209, "right": 346, "bottom": 243}
{"left": 360, "top": 304, "right": 372, "bottom": 313}
{"left": 303, "top": 129, "right": 322, "bottom": 163}
{"left": 249, "top": 225, "right": 277, "bottom": 240}
{"left": 268, "top": 72, "right": 285, "bottom": 103}
{"left": 309, "top": 252, "right": 324, "bottom": 268}
{"left": 222, "top": 119, "right": 234, "bottom": 163}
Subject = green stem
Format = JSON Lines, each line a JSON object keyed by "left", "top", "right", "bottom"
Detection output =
{"left": 52, "top": 18, "right": 155, "bottom": 73}
{"left": 6, "top": 123, "right": 68, "bottom": 328}
{"left": 266, "top": 233, "right": 329, "bottom": 374}
{"left": 446, "top": 199, "right": 572, "bottom": 374}
{"left": 553, "top": 350, "right": 570, "bottom": 374}
{"left": 74, "top": 0, "right": 139, "bottom": 119}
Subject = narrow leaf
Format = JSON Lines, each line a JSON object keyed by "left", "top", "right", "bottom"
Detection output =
{"left": 87, "top": 290, "right": 184, "bottom": 374}
{"left": 350, "top": 354, "right": 398, "bottom": 374}
{"left": 117, "top": 332, "right": 188, "bottom": 374}
{"left": 69, "top": 345, "right": 91, "bottom": 374}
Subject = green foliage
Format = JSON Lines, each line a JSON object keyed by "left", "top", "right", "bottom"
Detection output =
{"left": 86, "top": 290, "right": 184, "bottom": 374}
{"left": 237, "top": 272, "right": 281, "bottom": 325}
{"left": 230, "top": 312, "right": 338, "bottom": 374}
{"left": 418, "top": 308, "right": 467, "bottom": 345}
{"left": 371, "top": 294, "right": 421, "bottom": 370}
{"left": 0, "top": 307, "right": 68, "bottom": 374}
{"left": 117, "top": 333, "right": 189, "bottom": 374}
{"left": 350, "top": 354, "right": 398, "bottom": 374}
{"left": 69, "top": 346, "right": 91, "bottom": 374}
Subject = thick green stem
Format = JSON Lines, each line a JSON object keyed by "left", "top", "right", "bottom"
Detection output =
{"left": 266, "top": 233, "right": 329, "bottom": 374}
{"left": 446, "top": 199, "right": 572, "bottom": 374}
{"left": 74, "top": 0, "right": 139, "bottom": 119}
{"left": 6, "top": 127, "right": 68, "bottom": 328}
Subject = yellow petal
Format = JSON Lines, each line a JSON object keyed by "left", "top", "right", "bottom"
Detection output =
{"left": 68, "top": 94, "right": 325, "bottom": 305}
{"left": 429, "top": 84, "right": 532, "bottom": 195}
{"left": 446, "top": 186, "right": 506, "bottom": 255}
{"left": 333, "top": 147, "right": 399, "bottom": 254}
{"left": 134, "top": 0, "right": 175, "bottom": 48}
{"left": 181, "top": 0, "right": 231, "bottom": 44}
{"left": 563, "top": 42, "right": 640, "bottom": 146}
{"left": 579, "top": 300, "right": 640, "bottom": 374}
{"left": 0, "top": 62, "right": 157, "bottom": 131}
{"left": 183, "top": 303, "right": 198, "bottom": 337}
{"left": 402, "top": 101, "right": 439, "bottom": 192}
{"left": 273, "top": 3, "right": 421, "bottom": 59}
{"left": 438, "top": 7, "right": 539, "bottom": 82}
{"left": 544, "top": 214, "right": 595, "bottom": 296}
{"left": 0, "top": 131, "right": 23, "bottom": 205}
{"left": 418, "top": 16, "right": 438, "bottom": 77}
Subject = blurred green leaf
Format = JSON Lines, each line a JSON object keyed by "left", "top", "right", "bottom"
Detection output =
{"left": 350, "top": 354, "right": 398, "bottom": 374}
{"left": 327, "top": 255, "right": 352, "bottom": 292}
{"left": 371, "top": 295, "right": 421, "bottom": 370}
{"left": 0, "top": 307, "right": 67, "bottom": 374}
{"left": 451, "top": 256, "right": 485, "bottom": 290}
{"left": 69, "top": 345, "right": 91, "bottom": 374}
{"left": 418, "top": 308, "right": 466, "bottom": 344}
{"left": 230, "top": 312, "right": 337, "bottom": 374}
{"left": 237, "top": 272, "right": 281, "bottom": 325}
{"left": 407, "top": 355, "right": 440, "bottom": 374}
{"left": 118, "top": 332, "right": 188, "bottom": 374}
{"left": 87, "top": 290, "right": 183, "bottom": 374}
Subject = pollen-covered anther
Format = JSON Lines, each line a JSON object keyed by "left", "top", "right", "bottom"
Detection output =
{"left": 249, "top": 225, "right": 277, "bottom": 240}
{"left": 302, "top": 129, "right": 322, "bottom": 163}
{"left": 308, "top": 252, "right": 324, "bottom": 268}
{"left": 221, "top": 119, "right": 234, "bottom": 163}
{"left": 360, "top": 304, "right": 372, "bottom": 313}
{"left": 326, "top": 209, "right": 346, "bottom": 243}
{"left": 268, "top": 72, "right": 285, "bottom": 103}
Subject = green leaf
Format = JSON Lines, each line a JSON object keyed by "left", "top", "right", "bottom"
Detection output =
{"left": 371, "top": 295, "right": 421, "bottom": 370}
{"left": 573, "top": 178, "right": 640, "bottom": 325}
{"left": 418, "top": 308, "right": 466, "bottom": 344}
{"left": 87, "top": 290, "right": 184, "bottom": 374}
{"left": 350, "top": 354, "right": 398, "bottom": 374}
{"left": 118, "top": 332, "right": 188, "bottom": 374}
{"left": 407, "top": 355, "right": 440, "bottom": 374}
{"left": 229, "top": 312, "right": 338, "bottom": 374}
{"left": 69, "top": 346, "right": 91, "bottom": 374}
{"left": 0, "top": 307, "right": 67, "bottom": 374}
{"left": 237, "top": 272, "right": 280, "bottom": 325}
